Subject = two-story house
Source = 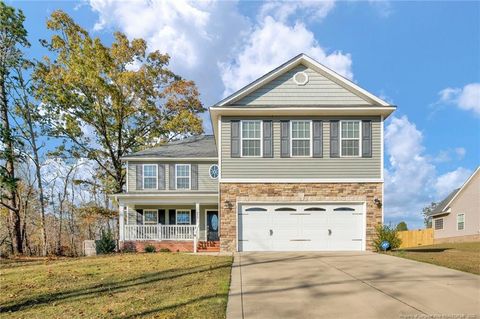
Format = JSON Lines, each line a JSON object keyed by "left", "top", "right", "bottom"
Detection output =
{"left": 112, "top": 54, "right": 396, "bottom": 253}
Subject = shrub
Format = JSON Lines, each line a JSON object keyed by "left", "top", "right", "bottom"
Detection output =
{"left": 121, "top": 242, "right": 136, "bottom": 253}
{"left": 96, "top": 231, "right": 116, "bottom": 254}
{"left": 159, "top": 248, "right": 171, "bottom": 253}
{"left": 396, "top": 221, "right": 408, "bottom": 231}
{"left": 144, "top": 244, "right": 156, "bottom": 253}
{"left": 373, "top": 224, "right": 402, "bottom": 251}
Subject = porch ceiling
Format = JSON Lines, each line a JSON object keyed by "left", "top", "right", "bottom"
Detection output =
{"left": 113, "top": 192, "right": 218, "bottom": 206}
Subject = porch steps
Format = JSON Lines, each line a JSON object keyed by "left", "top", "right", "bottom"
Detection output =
{"left": 197, "top": 241, "right": 220, "bottom": 252}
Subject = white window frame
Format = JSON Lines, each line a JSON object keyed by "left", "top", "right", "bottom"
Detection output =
{"left": 142, "top": 164, "right": 158, "bottom": 189}
{"left": 290, "top": 120, "right": 312, "bottom": 157}
{"left": 434, "top": 217, "right": 444, "bottom": 230}
{"left": 240, "top": 120, "right": 263, "bottom": 157}
{"left": 176, "top": 209, "right": 191, "bottom": 225}
{"left": 340, "top": 120, "right": 362, "bottom": 158}
{"left": 175, "top": 164, "right": 191, "bottom": 190}
{"left": 456, "top": 213, "right": 465, "bottom": 231}
{"left": 143, "top": 209, "right": 158, "bottom": 225}
{"left": 209, "top": 164, "right": 219, "bottom": 179}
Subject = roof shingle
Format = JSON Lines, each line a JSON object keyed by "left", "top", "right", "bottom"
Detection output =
{"left": 123, "top": 135, "right": 217, "bottom": 159}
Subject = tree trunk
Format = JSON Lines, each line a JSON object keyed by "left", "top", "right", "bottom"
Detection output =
{"left": 0, "top": 76, "right": 22, "bottom": 255}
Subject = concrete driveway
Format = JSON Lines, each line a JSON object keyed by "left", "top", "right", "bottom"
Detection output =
{"left": 227, "top": 252, "right": 480, "bottom": 319}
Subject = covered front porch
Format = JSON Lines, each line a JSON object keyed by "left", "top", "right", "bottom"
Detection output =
{"left": 115, "top": 193, "right": 219, "bottom": 252}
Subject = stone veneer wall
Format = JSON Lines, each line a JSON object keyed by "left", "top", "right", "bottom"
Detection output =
{"left": 219, "top": 183, "right": 383, "bottom": 252}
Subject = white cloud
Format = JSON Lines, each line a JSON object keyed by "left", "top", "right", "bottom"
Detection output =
{"left": 384, "top": 116, "right": 471, "bottom": 228}
{"left": 219, "top": 16, "right": 352, "bottom": 96}
{"left": 89, "top": 0, "right": 250, "bottom": 114}
{"left": 434, "top": 167, "right": 472, "bottom": 199}
{"left": 438, "top": 83, "right": 480, "bottom": 115}
{"left": 89, "top": 0, "right": 353, "bottom": 117}
{"left": 258, "top": 0, "right": 335, "bottom": 22}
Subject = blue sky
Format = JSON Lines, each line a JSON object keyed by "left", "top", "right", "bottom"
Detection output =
{"left": 9, "top": 0, "right": 480, "bottom": 228}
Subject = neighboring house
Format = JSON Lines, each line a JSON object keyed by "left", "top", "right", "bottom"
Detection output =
{"left": 429, "top": 167, "right": 480, "bottom": 243}
{"left": 112, "top": 53, "right": 396, "bottom": 253}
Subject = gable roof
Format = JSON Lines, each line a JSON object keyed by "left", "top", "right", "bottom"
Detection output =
{"left": 429, "top": 188, "right": 460, "bottom": 216}
{"left": 215, "top": 53, "right": 393, "bottom": 107}
{"left": 429, "top": 167, "right": 480, "bottom": 217}
{"left": 121, "top": 135, "right": 217, "bottom": 160}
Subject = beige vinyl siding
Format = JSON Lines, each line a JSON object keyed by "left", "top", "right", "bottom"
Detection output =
{"left": 434, "top": 172, "right": 480, "bottom": 239}
{"left": 236, "top": 64, "right": 371, "bottom": 106}
{"left": 127, "top": 161, "right": 218, "bottom": 192}
{"left": 221, "top": 117, "right": 381, "bottom": 179}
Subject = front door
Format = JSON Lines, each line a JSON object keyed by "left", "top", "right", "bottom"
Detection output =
{"left": 207, "top": 210, "right": 219, "bottom": 241}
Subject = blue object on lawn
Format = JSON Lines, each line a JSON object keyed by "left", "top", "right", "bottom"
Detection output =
{"left": 380, "top": 241, "right": 390, "bottom": 251}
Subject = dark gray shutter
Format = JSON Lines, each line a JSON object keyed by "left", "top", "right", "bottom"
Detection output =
{"left": 169, "top": 209, "right": 176, "bottom": 225}
{"left": 169, "top": 163, "right": 175, "bottom": 190}
{"left": 191, "top": 164, "right": 198, "bottom": 190}
{"left": 158, "top": 209, "right": 165, "bottom": 224}
{"left": 136, "top": 164, "right": 143, "bottom": 190}
{"left": 263, "top": 120, "right": 273, "bottom": 158}
{"left": 280, "top": 120, "right": 290, "bottom": 158}
{"left": 136, "top": 209, "right": 143, "bottom": 225}
{"left": 158, "top": 164, "right": 165, "bottom": 190}
{"left": 191, "top": 210, "right": 196, "bottom": 225}
{"left": 231, "top": 120, "right": 240, "bottom": 158}
{"left": 330, "top": 120, "right": 340, "bottom": 158}
{"left": 313, "top": 120, "right": 323, "bottom": 158}
{"left": 362, "top": 120, "right": 372, "bottom": 158}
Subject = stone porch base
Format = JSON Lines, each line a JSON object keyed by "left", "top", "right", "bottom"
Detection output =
{"left": 120, "top": 240, "right": 195, "bottom": 252}
{"left": 219, "top": 182, "right": 383, "bottom": 253}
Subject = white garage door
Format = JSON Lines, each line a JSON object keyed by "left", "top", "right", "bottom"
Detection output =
{"left": 238, "top": 203, "right": 364, "bottom": 251}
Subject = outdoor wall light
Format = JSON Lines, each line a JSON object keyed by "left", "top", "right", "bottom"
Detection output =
{"left": 224, "top": 201, "right": 233, "bottom": 209}
{"left": 373, "top": 197, "right": 382, "bottom": 208}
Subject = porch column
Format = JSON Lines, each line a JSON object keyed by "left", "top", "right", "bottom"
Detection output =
{"left": 195, "top": 202, "right": 200, "bottom": 253}
{"left": 119, "top": 205, "right": 125, "bottom": 241}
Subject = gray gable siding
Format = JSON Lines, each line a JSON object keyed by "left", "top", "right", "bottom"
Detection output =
{"left": 235, "top": 65, "right": 371, "bottom": 106}
{"left": 221, "top": 116, "right": 381, "bottom": 179}
{"left": 127, "top": 161, "right": 218, "bottom": 192}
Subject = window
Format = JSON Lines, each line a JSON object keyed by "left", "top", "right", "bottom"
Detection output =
{"left": 434, "top": 218, "right": 444, "bottom": 230}
{"left": 275, "top": 207, "right": 296, "bottom": 211}
{"left": 241, "top": 120, "right": 262, "bottom": 157}
{"left": 209, "top": 164, "right": 219, "bottom": 179}
{"left": 334, "top": 207, "right": 355, "bottom": 212}
{"left": 304, "top": 207, "right": 326, "bottom": 212}
{"left": 245, "top": 207, "right": 267, "bottom": 212}
{"left": 143, "top": 164, "right": 157, "bottom": 189}
{"left": 340, "top": 120, "right": 361, "bottom": 157}
{"left": 176, "top": 164, "right": 190, "bottom": 189}
{"left": 143, "top": 210, "right": 158, "bottom": 224}
{"left": 291, "top": 120, "right": 311, "bottom": 157}
{"left": 176, "top": 210, "right": 191, "bottom": 225}
{"left": 457, "top": 214, "right": 465, "bottom": 231}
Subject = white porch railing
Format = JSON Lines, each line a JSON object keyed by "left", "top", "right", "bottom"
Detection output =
{"left": 124, "top": 225, "right": 197, "bottom": 241}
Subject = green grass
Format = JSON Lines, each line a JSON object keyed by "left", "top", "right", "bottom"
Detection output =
{"left": 0, "top": 253, "right": 233, "bottom": 318}
{"left": 389, "top": 241, "right": 480, "bottom": 275}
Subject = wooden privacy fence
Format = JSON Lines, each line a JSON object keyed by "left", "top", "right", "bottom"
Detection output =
{"left": 397, "top": 229, "right": 434, "bottom": 248}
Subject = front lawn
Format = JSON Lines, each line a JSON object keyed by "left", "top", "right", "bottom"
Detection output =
{"left": 0, "top": 253, "right": 232, "bottom": 318}
{"left": 389, "top": 241, "right": 480, "bottom": 275}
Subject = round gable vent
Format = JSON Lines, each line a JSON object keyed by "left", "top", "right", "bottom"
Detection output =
{"left": 293, "top": 71, "right": 309, "bottom": 86}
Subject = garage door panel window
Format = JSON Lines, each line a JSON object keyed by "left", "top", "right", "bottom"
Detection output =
{"left": 434, "top": 218, "right": 443, "bottom": 230}
{"left": 245, "top": 207, "right": 267, "bottom": 212}
{"left": 304, "top": 207, "right": 326, "bottom": 211}
{"left": 291, "top": 120, "right": 311, "bottom": 157}
{"left": 275, "top": 207, "right": 296, "bottom": 211}
{"left": 333, "top": 207, "right": 355, "bottom": 211}
{"left": 241, "top": 120, "right": 262, "bottom": 157}
{"left": 341, "top": 120, "right": 361, "bottom": 157}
